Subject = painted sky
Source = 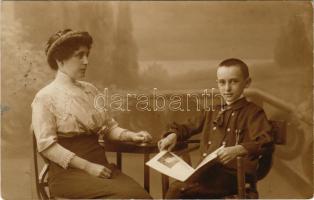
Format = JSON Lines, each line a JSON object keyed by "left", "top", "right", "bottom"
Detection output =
{"left": 130, "top": 1, "right": 312, "bottom": 61}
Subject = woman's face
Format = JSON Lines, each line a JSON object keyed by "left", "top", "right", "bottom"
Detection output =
{"left": 58, "top": 45, "right": 90, "bottom": 80}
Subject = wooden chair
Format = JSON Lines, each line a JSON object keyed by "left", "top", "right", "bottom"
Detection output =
{"left": 32, "top": 133, "right": 51, "bottom": 200}
{"left": 161, "top": 119, "right": 287, "bottom": 199}
{"left": 235, "top": 120, "right": 286, "bottom": 199}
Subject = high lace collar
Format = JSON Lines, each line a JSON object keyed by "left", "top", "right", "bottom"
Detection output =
{"left": 53, "top": 70, "right": 86, "bottom": 97}
{"left": 54, "top": 70, "right": 82, "bottom": 88}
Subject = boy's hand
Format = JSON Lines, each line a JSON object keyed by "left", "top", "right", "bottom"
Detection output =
{"left": 217, "top": 145, "right": 248, "bottom": 165}
{"left": 158, "top": 133, "right": 177, "bottom": 151}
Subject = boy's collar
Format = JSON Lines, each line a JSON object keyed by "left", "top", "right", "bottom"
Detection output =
{"left": 224, "top": 97, "right": 248, "bottom": 111}
{"left": 213, "top": 97, "right": 249, "bottom": 127}
{"left": 225, "top": 94, "right": 244, "bottom": 105}
{"left": 213, "top": 96, "right": 248, "bottom": 126}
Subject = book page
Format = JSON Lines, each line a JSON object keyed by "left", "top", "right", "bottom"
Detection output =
{"left": 195, "top": 145, "right": 224, "bottom": 170}
{"left": 146, "top": 146, "right": 224, "bottom": 182}
{"left": 146, "top": 150, "right": 195, "bottom": 182}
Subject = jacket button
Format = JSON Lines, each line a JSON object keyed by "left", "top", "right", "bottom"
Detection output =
{"left": 213, "top": 126, "right": 217, "bottom": 131}
{"left": 208, "top": 141, "right": 212, "bottom": 145}
{"left": 202, "top": 153, "right": 207, "bottom": 157}
{"left": 227, "top": 128, "right": 231, "bottom": 132}
{"left": 231, "top": 112, "right": 235, "bottom": 116}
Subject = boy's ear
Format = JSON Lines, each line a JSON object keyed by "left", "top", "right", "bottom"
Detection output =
{"left": 245, "top": 78, "right": 252, "bottom": 88}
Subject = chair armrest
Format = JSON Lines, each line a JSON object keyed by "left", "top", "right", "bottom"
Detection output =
{"left": 183, "top": 139, "right": 201, "bottom": 144}
{"left": 174, "top": 140, "right": 200, "bottom": 157}
{"left": 269, "top": 120, "right": 287, "bottom": 145}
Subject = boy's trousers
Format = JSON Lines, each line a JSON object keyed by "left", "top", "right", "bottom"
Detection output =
{"left": 165, "top": 164, "right": 238, "bottom": 199}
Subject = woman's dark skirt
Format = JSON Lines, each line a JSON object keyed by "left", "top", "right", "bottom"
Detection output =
{"left": 48, "top": 134, "right": 151, "bottom": 199}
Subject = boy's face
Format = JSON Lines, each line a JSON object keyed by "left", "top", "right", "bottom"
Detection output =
{"left": 216, "top": 65, "right": 251, "bottom": 104}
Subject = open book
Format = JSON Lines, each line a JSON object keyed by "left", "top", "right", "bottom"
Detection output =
{"left": 146, "top": 145, "right": 224, "bottom": 182}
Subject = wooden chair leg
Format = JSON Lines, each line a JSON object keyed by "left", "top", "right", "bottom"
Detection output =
{"left": 161, "top": 175, "right": 169, "bottom": 198}
{"left": 237, "top": 156, "right": 246, "bottom": 199}
{"left": 116, "top": 152, "right": 122, "bottom": 170}
{"left": 181, "top": 153, "right": 192, "bottom": 165}
{"left": 144, "top": 153, "right": 150, "bottom": 193}
{"left": 160, "top": 150, "right": 190, "bottom": 198}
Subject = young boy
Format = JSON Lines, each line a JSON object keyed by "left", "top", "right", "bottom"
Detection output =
{"left": 158, "top": 58, "right": 273, "bottom": 198}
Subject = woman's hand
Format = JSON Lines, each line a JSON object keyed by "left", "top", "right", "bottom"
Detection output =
{"left": 69, "top": 155, "right": 112, "bottom": 178}
{"left": 217, "top": 145, "right": 248, "bottom": 165}
{"left": 158, "top": 133, "right": 177, "bottom": 151}
{"left": 131, "top": 131, "right": 152, "bottom": 143}
{"left": 84, "top": 162, "right": 112, "bottom": 179}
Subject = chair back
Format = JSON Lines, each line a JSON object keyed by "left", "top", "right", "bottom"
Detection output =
{"left": 255, "top": 120, "right": 286, "bottom": 181}
{"left": 32, "top": 129, "right": 50, "bottom": 200}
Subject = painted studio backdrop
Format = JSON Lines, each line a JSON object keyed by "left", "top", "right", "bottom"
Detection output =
{"left": 1, "top": 1, "right": 313, "bottom": 199}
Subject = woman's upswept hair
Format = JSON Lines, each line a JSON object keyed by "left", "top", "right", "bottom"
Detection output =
{"left": 45, "top": 29, "right": 93, "bottom": 70}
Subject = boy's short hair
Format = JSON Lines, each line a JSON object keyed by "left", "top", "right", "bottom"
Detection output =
{"left": 218, "top": 58, "right": 250, "bottom": 79}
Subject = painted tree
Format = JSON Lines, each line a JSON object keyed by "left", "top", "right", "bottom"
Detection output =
{"left": 111, "top": 2, "right": 139, "bottom": 89}
{"left": 274, "top": 15, "right": 312, "bottom": 68}
{"left": 60, "top": 2, "right": 116, "bottom": 87}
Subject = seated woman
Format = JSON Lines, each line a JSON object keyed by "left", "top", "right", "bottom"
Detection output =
{"left": 32, "top": 29, "right": 152, "bottom": 199}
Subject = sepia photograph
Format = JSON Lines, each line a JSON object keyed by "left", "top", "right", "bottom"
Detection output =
{"left": 1, "top": 1, "right": 313, "bottom": 199}
{"left": 157, "top": 152, "right": 180, "bottom": 169}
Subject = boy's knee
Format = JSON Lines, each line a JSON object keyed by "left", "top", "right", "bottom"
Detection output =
{"left": 165, "top": 181, "right": 188, "bottom": 199}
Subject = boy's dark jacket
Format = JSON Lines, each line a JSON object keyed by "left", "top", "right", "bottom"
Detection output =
{"left": 164, "top": 97, "right": 273, "bottom": 175}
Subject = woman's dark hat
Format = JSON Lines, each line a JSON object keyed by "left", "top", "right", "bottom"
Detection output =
{"left": 45, "top": 30, "right": 92, "bottom": 68}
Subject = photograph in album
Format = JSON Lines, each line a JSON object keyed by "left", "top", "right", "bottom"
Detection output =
{"left": 146, "top": 146, "right": 224, "bottom": 182}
